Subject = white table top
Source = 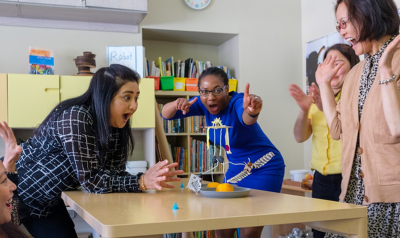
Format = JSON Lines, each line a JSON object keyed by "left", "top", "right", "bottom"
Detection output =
{"left": 62, "top": 180, "right": 367, "bottom": 238}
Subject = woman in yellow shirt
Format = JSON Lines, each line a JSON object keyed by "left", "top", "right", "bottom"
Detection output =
{"left": 289, "top": 43, "right": 359, "bottom": 238}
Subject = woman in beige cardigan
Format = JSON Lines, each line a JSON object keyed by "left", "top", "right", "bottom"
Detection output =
{"left": 316, "top": 0, "right": 400, "bottom": 237}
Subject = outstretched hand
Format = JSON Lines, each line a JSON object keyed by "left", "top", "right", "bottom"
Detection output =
{"left": 379, "top": 34, "right": 400, "bottom": 75}
{"left": 0, "top": 121, "right": 22, "bottom": 172}
{"left": 289, "top": 84, "right": 312, "bottom": 112}
{"left": 243, "top": 83, "right": 262, "bottom": 116}
{"left": 316, "top": 55, "right": 344, "bottom": 87}
{"left": 175, "top": 97, "right": 198, "bottom": 115}
{"left": 143, "top": 160, "right": 184, "bottom": 190}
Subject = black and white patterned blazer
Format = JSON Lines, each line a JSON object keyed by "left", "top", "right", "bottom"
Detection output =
{"left": 16, "top": 105, "right": 141, "bottom": 218}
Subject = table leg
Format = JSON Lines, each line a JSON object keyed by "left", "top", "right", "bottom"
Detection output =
{"left": 304, "top": 217, "right": 367, "bottom": 237}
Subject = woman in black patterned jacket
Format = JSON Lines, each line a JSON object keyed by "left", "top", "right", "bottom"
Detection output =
{"left": 0, "top": 64, "right": 183, "bottom": 238}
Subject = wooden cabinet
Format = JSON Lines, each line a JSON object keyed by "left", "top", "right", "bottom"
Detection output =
{"left": 0, "top": 74, "right": 7, "bottom": 123}
{"left": 7, "top": 74, "right": 155, "bottom": 129}
{"left": 8, "top": 74, "right": 59, "bottom": 128}
{"left": 85, "top": 0, "right": 147, "bottom": 11}
{"left": 0, "top": 0, "right": 147, "bottom": 32}
{"left": 60, "top": 76, "right": 92, "bottom": 102}
{"left": 18, "top": 0, "right": 85, "bottom": 7}
{"left": 131, "top": 78, "right": 155, "bottom": 129}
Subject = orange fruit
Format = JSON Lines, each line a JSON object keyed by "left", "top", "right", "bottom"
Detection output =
{"left": 216, "top": 183, "right": 234, "bottom": 192}
{"left": 206, "top": 182, "right": 220, "bottom": 188}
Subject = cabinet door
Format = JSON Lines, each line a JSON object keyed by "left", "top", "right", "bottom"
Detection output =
{"left": 60, "top": 76, "right": 92, "bottom": 102}
{"left": 18, "top": 0, "right": 85, "bottom": 7}
{"left": 8, "top": 74, "right": 59, "bottom": 128}
{"left": 0, "top": 74, "right": 7, "bottom": 123}
{"left": 85, "top": 0, "right": 147, "bottom": 11}
{"left": 131, "top": 78, "right": 155, "bottom": 128}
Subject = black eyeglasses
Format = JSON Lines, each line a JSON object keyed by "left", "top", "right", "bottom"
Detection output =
{"left": 199, "top": 85, "right": 227, "bottom": 97}
{"left": 336, "top": 19, "right": 350, "bottom": 32}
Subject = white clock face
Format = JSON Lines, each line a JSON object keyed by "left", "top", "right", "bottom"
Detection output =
{"left": 184, "top": 0, "right": 211, "bottom": 10}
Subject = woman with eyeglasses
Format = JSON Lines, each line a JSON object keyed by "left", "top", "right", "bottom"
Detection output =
{"left": 316, "top": 0, "right": 400, "bottom": 237}
{"left": 161, "top": 67, "right": 285, "bottom": 238}
{"left": 289, "top": 43, "right": 359, "bottom": 238}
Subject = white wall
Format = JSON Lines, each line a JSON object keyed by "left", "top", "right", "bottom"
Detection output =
{"left": 300, "top": 0, "right": 400, "bottom": 169}
{"left": 141, "top": 0, "right": 304, "bottom": 177}
{"left": 0, "top": 0, "right": 304, "bottom": 179}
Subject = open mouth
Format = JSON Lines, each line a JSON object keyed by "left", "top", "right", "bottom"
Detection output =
{"left": 123, "top": 113, "right": 131, "bottom": 122}
{"left": 346, "top": 37, "right": 357, "bottom": 46}
{"left": 208, "top": 104, "right": 218, "bottom": 113}
{"left": 6, "top": 198, "right": 12, "bottom": 209}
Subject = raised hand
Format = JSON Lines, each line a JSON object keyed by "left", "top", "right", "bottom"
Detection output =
{"left": 289, "top": 84, "right": 312, "bottom": 112}
{"left": 243, "top": 83, "right": 262, "bottom": 116}
{"left": 143, "top": 160, "right": 184, "bottom": 190}
{"left": 175, "top": 97, "right": 198, "bottom": 115}
{"left": 379, "top": 34, "right": 400, "bottom": 75}
{"left": 316, "top": 55, "right": 344, "bottom": 86}
{"left": 0, "top": 121, "right": 22, "bottom": 172}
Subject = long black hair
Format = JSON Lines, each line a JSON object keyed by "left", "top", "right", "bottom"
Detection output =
{"left": 35, "top": 64, "right": 140, "bottom": 160}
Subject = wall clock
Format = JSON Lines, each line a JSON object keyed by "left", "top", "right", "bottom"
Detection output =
{"left": 184, "top": 0, "right": 211, "bottom": 10}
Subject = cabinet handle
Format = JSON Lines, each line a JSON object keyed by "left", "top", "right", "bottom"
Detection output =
{"left": 44, "top": 88, "right": 59, "bottom": 93}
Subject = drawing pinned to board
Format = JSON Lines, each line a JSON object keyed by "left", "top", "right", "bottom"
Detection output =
{"left": 305, "top": 32, "right": 347, "bottom": 94}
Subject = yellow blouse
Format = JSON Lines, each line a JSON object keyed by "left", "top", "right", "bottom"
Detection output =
{"left": 308, "top": 91, "right": 342, "bottom": 175}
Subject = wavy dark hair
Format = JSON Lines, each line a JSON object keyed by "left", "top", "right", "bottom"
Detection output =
{"left": 0, "top": 222, "right": 29, "bottom": 238}
{"left": 198, "top": 67, "right": 229, "bottom": 88}
{"left": 323, "top": 43, "right": 360, "bottom": 67}
{"left": 35, "top": 64, "right": 140, "bottom": 161}
{"left": 335, "top": 0, "right": 399, "bottom": 42}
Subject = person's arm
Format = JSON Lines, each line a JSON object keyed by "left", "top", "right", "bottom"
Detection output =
{"left": 289, "top": 84, "right": 313, "bottom": 142}
{"left": 242, "top": 83, "right": 262, "bottom": 126}
{"left": 378, "top": 35, "right": 400, "bottom": 137}
{"left": 316, "top": 55, "right": 344, "bottom": 137}
{"left": 0, "top": 121, "right": 22, "bottom": 172}
{"left": 57, "top": 108, "right": 182, "bottom": 193}
{"left": 161, "top": 97, "right": 198, "bottom": 119}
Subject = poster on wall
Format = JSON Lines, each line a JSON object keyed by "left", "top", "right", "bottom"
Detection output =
{"left": 107, "top": 46, "right": 145, "bottom": 78}
{"left": 305, "top": 32, "right": 347, "bottom": 94}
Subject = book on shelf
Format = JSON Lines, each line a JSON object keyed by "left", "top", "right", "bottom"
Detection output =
{"left": 155, "top": 57, "right": 163, "bottom": 77}
{"left": 190, "top": 137, "right": 223, "bottom": 173}
{"left": 165, "top": 56, "right": 174, "bottom": 76}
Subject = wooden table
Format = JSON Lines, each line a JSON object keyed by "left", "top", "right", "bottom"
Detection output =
{"left": 62, "top": 180, "right": 367, "bottom": 238}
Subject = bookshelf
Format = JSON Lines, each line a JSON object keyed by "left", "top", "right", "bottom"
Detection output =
{"left": 145, "top": 28, "right": 239, "bottom": 237}
{"left": 155, "top": 91, "right": 225, "bottom": 181}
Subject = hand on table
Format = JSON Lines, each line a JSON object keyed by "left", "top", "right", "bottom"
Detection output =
{"left": 143, "top": 160, "right": 184, "bottom": 190}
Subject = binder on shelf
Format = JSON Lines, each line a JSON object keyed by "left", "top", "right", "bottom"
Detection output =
{"left": 186, "top": 78, "right": 198, "bottom": 91}
{"left": 229, "top": 79, "right": 238, "bottom": 92}
{"left": 160, "top": 76, "right": 174, "bottom": 90}
{"left": 147, "top": 76, "right": 160, "bottom": 90}
{"left": 173, "top": 77, "right": 185, "bottom": 91}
